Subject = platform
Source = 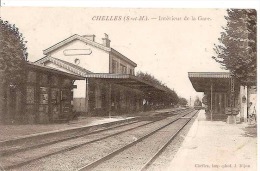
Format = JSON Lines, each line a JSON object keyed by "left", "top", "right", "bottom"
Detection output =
{"left": 168, "top": 110, "right": 257, "bottom": 171}
{"left": 0, "top": 107, "right": 180, "bottom": 142}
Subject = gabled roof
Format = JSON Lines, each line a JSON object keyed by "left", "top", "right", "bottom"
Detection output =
{"left": 42, "top": 34, "right": 137, "bottom": 67}
{"left": 34, "top": 56, "right": 92, "bottom": 77}
{"left": 43, "top": 34, "right": 110, "bottom": 55}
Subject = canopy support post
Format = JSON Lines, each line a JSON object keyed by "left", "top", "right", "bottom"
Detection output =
{"left": 108, "top": 83, "right": 111, "bottom": 118}
{"left": 211, "top": 82, "right": 213, "bottom": 121}
{"left": 85, "top": 78, "right": 89, "bottom": 114}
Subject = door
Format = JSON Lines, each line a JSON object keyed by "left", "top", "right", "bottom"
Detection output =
{"left": 60, "top": 89, "right": 72, "bottom": 119}
{"left": 51, "top": 88, "right": 60, "bottom": 120}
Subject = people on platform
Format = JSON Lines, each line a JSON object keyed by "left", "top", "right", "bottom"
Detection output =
{"left": 248, "top": 102, "right": 256, "bottom": 125}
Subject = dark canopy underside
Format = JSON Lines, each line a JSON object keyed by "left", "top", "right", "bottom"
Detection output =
{"left": 85, "top": 73, "right": 167, "bottom": 92}
{"left": 188, "top": 72, "right": 231, "bottom": 92}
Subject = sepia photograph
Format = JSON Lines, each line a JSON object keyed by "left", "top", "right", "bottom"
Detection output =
{"left": 0, "top": 5, "right": 257, "bottom": 171}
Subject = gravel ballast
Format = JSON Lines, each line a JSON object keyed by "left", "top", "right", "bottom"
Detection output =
{"left": 11, "top": 111, "right": 193, "bottom": 171}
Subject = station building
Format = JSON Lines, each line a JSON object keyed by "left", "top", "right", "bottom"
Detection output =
{"left": 35, "top": 34, "right": 168, "bottom": 116}
{"left": 2, "top": 62, "right": 84, "bottom": 124}
{"left": 188, "top": 72, "right": 257, "bottom": 123}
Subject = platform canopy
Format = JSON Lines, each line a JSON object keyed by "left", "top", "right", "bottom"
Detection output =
{"left": 188, "top": 72, "right": 231, "bottom": 92}
{"left": 28, "top": 62, "right": 85, "bottom": 80}
{"left": 85, "top": 73, "right": 168, "bottom": 92}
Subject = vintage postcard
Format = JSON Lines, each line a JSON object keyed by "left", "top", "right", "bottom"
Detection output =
{"left": 0, "top": 6, "right": 257, "bottom": 171}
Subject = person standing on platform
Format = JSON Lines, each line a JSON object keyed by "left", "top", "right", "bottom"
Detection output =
{"left": 248, "top": 102, "right": 256, "bottom": 125}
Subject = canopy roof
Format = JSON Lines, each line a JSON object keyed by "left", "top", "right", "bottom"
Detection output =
{"left": 27, "top": 62, "right": 85, "bottom": 80}
{"left": 85, "top": 73, "right": 168, "bottom": 92}
{"left": 188, "top": 72, "right": 231, "bottom": 92}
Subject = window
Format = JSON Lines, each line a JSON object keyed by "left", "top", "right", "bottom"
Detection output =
{"left": 39, "top": 87, "right": 49, "bottom": 104}
{"left": 39, "top": 87, "right": 49, "bottom": 114}
{"left": 112, "top": 60, "right": 118, "bottom": 73}
{"left": 129, "top": 68, "right": 134, "bottom": 75}
{"left": 120, "top": 64, "right": 127, "bottom": 74}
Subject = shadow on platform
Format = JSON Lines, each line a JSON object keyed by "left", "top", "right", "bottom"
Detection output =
{"left": 198, "top": 111, "right": 228, "bottom": 122}
{"left": 241, "top": 124, "right": 257, "bottom": 137}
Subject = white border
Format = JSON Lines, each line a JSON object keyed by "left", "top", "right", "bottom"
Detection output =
{"left": 1, "top": 0, "right": 259, "bottom": 9}
{"left": 1, "top": 2, "right": 259, "bottom": 170}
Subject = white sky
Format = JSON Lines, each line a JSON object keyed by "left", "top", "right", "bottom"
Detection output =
{"left": 1, "top": 7, "right": 228, "bottom": 102}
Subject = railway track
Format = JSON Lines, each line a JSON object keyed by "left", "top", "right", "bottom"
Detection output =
{"left": 76, "top": 110, "right": 199, "bottom": 171}
{"left": 1, "top": 108, "right": 192, "bottom": 170}
{"left": 140, "top": 112, "right": 198, "bottom": 171}
{"left": 0, "top": 108, "right": 187, "bottom": 156}
{"left": 0, "top": 120, "right": 142, "bottom": 156}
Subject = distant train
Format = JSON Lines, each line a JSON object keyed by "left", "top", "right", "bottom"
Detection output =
{"left": 194, "top": 106, "right": 204, "bottom": 110}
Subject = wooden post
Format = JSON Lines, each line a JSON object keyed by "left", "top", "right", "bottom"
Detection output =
{"left": 215, "top": 92, "right": 218, "bottom": 114}
{"left": 219, "top": 93, "right": 222, "bottom": 114}
{"left": 35, "top": 73, "right": 40, "bottom": 123}
{"left": 85, "top": 78, "right": 89, "bottom": 114}
{"left": 48, "top": 74, "right": 51, "bottom": 123}
{"left": 223, "top": 93, "right": 227, "bottom": 112}
{"left": 211, "top": 83, "right": 213, "bottom": 121}
{"left": 108, "top": 83, "right": 112, "bottom": 118}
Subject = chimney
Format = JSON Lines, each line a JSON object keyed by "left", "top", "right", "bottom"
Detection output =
{"left": 82, "top": 34, "right": 96, "bottom": 41}
{"left": 102, "top": 33, "right": 111, "bottom": 47}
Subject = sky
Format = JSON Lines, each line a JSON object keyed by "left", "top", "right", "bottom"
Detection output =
{"left": 1, "top": 7, "right": 228, "bottom": 102}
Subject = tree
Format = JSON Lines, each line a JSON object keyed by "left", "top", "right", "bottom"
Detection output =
{"left": 0, "top": 19, "right": 28, "bottom": 122}
{"left": 213, "top": 9, "right": 256, "bottom": 85}
{"left": 136, "top": 71, "right": 163, "bottom": 86}
{"left": 136, "top": 71, "right": 179, "bottom": 106}
{"left": 178, "top": 97, "right": 188, "bottom": 106}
